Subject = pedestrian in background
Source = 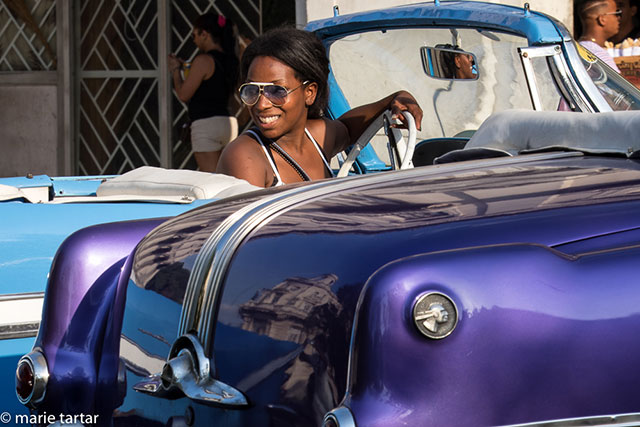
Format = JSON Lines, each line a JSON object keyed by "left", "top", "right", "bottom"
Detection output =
{"left": 610, "top": 0, "right": 640, "bottom": 44}
{"left": 577, "top": 0, "right": 622, "bottom": 71}
{"left": 168, "top": 13, "right": 239, "bottom": 172}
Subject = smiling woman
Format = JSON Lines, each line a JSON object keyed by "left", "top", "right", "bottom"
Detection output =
{"left": 216, "top": 27, "right": 423, "bottom": 188}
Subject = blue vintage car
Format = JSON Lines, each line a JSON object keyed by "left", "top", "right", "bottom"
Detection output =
{"left": 0, "top": 169, "right": 258, "bottom": 418}
{"left": 12, "top": 1, "right": 640, "bottom": 426}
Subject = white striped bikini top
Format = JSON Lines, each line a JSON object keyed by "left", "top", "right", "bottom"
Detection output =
{"left": 246, "top": 128, "right": 335, "bottom": 187}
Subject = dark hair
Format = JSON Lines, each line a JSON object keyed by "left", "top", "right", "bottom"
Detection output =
{"left": 194, "top": 12, "right": 236, "bottom": 56}
{"left": 435, "top": 44, "right": 463, "bottom": 79}
{"left": 240, "top": 27, "right": 329, "bottom": 119}
{"left": 576, "top": 0, "right": 609, "bottom": 21}
{"left": 194, "top": 12, "right": 239, "bottom": 94}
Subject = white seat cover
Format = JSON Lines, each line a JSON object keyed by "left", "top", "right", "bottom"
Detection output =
{"left": 466, "top": 110, "right": 640, "bottom": 155}
{"left": 97, "top": 166, "right": 261, "bottom": 200}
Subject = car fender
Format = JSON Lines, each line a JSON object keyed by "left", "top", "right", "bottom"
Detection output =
{"left": 33, "top": 219, "right": 165, "bottom": 415}
{"left": 344, "top": 242, "right": 640, "bottom": 426}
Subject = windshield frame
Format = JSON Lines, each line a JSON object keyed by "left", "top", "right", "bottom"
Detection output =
{"left": 563, "top": 40, "right": 640, "bottom": 112}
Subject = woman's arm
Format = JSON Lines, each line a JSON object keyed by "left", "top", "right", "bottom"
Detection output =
{"left": 168, "top": 53, "right": 214, "bottom": 103}
{"left": 217, "top": 137, "right": 271, "bottom": 188}
{"left": 333, "top": 90, "right": 423, "bottom": 154}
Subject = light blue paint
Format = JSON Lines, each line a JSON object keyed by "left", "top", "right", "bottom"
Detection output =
{"left": 0, "top": 337, "right": 33, "bottom": 417}
{"left": 0, "top": 201, "right": 210, "bottom": 295}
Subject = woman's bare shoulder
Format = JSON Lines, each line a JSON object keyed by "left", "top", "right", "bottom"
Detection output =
{"left": 192, "top": 52, "right": 214, "bottom": 64}
{"left": 217, "top": 134, "right": 270, "bottom": 187}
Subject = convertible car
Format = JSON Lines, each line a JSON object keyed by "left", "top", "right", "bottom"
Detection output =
{"left": 0, "top": 169, "right": 257, "bottom": 417}
{"left": 12, "top": 1, "right": 640, "bottom": 426}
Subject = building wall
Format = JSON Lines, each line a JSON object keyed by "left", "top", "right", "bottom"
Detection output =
{"left": 0, "top": 0, "right": 62, "bottom": 179}
{"left": 1, "top": 0, "right": 573, "bottom": 179}
{"left": 0, "top": 85, "right": 58, "bottom": 177}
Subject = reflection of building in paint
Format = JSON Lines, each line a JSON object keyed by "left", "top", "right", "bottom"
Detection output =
{"left": 131, "top": 163, "right": 638, "bottom": 304}
{"left": 239, "top": 274, "right": 341, "bottom": 344}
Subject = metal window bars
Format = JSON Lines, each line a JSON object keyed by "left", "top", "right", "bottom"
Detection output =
{"left": 0, "top": 0, "right": 57, "bottom": 71}
{"left": 77, "top": 0, "right": 260, "bottom": 175}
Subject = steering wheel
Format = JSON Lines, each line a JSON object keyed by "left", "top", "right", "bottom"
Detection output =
{"left": 337, "top": 110, "right": 417, "bottom": 178}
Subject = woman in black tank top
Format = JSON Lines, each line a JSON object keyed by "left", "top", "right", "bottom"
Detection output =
{"left": 168, "top": 13, "right": 239, "bottom": 172}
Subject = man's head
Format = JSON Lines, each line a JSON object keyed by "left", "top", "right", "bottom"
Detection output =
{"left": 617, "top": 0, "right": 637, "bottom": 28}
{"left": 579, "top": 0, "right": 622, "bottom": 40}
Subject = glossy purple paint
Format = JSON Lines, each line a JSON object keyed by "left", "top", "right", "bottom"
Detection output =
{"left": 27, "top": 155, "right": 640, "bottom": 425}
{"left": 348, "top": 243, "right": 640, "bottom": 426}
{"left": 35, "top": 219, "right": 165, "bottom": 415}
{"left": 94, "top": 245, "right": 137, "bottom": 417}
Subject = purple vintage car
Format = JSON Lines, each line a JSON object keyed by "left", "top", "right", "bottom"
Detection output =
{"left": 13, "top": 1, "right": 640, "bottom": 426}
{"left": 16, "top": 108, "right": 640, "bottom": 426}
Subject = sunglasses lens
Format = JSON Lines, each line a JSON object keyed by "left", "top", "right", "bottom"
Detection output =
{"left": 239, "top": 83, "right": 297, "bottom": 106}
{"left": 263, "top": 85, "right": 289, "bottom": 105}
{"left": 239, "top": 84, "right": 260, "bottom": 105}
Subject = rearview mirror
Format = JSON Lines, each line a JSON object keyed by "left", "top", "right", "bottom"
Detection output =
{"left": 421, "top": 45, "right": 479, "bottom": 80}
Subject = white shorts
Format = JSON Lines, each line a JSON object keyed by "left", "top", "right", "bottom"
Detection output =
{"left": 190, "top": 115, "right": 238, "bottom": 152}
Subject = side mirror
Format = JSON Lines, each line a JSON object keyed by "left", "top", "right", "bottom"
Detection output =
{"left": 421, "top": 46, "right": 479, "bottom": 80}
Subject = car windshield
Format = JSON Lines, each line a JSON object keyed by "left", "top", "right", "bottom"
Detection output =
{"left": 328, "top": 27, "right": 640, "bottom": 163}
{"left": 329, "top": 27, "right": 566, "bottom": 144}
{"left": 574, "top": 42, "right": 640, "bottom": 111}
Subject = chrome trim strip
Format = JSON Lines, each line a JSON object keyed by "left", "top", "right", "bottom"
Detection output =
{"left": 549, "top": 47, "right": 594, "bottom": 112}
{"left": 519, "top": 46, "right": 544, "bottom": 110}
{"left": 562, "top": 41, "right": 612, "bottom": 112}
{"left": 0, "top": 291, "right": 45, "bottom": 302}
{"left": 0, "top": 323, "right": 40, "bottom": 340}
{"left": 0, "top": 292, "right": 44, "bottom": 340}
{"left": 179, "top": 151, "right": 583, "bottom": 358}
{"left": 500, "top": 412, "right": 640, "bottom": 426}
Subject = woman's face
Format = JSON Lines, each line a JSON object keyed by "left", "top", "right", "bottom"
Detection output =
{"left": 192, "top": 28, "right": 205, "bottom": 50}
{"left": 455, "top": 53, "right": 475, "bottom": 79}
{"left": 245, "top": 55, "right": 314, "bottom": 140}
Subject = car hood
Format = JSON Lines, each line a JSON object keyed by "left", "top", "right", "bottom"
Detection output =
{"left": 130, "top": 153, "right": 640, "bottom": 305}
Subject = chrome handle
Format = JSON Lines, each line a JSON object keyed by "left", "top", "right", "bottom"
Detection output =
{"left": 133, "top": 334, "right": 248, "bottom": 408}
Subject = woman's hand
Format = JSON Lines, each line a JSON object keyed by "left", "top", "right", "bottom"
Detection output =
{"left": 389, "top": 90, "right": 423, "bottom": 131}
{"left": 168, "top": 54, "right": 183, "bottom": 73}
{"left": 336, "top": 89, "right": 424, "bottom": 153}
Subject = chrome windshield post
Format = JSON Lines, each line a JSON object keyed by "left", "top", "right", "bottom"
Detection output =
{"left": 518, "top": 45, "right": 594, "bottom": 112}
{"left": 519, "top": 44, "right": 595, "bottom": 112}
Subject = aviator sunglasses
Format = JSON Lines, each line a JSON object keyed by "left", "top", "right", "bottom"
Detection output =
{"left": 238, "top": 81, "right": 309, "bottom": 106}
{"left": 600, "top": 9, "right": 622, "bottom": 17}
